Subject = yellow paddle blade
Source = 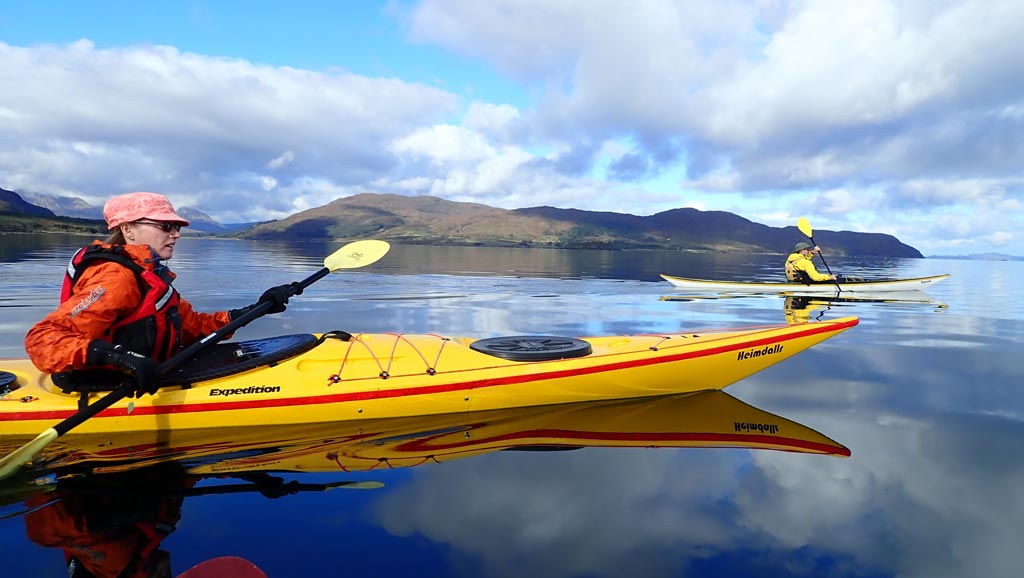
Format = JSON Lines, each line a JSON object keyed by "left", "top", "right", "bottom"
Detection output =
{"left": 797, "top": 217, "right": 813, "bottom": 239}
{"left": 0, "top": 428, "right": 58, "bottom": 480}
{"left": 332, "top": 481, "right": 386, "bottom": 490}
{"left": 324, "top": 240, "right": 391, "bottom": 271}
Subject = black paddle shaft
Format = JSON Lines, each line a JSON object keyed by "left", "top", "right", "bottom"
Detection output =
{"left": 53, "top": 266, "right": 330, "bottom": 436}
{"left": 809, "top": 236, "right": 836, "bottom": 276}
{"left": 805, "top": 234, "right": 843, "bottom": 293}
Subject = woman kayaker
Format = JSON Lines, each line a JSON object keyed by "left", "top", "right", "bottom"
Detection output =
{"left": 785, "top": 241, "right": 837, "bottom": 283}
{"left": 24, "top": 191, "right": 294, "bottom": 398}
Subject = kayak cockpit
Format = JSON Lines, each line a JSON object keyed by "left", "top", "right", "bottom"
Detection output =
{"left": 45, "top": 333, "right": 336, "bottom": 396}
{"left": 163, "top": 333, "right": 330, "bottom": 385}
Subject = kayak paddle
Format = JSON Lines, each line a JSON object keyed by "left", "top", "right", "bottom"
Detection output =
{"left": 797, "top": 217, "right": 842, "bottom": 292}
{"left": 0, "top": 239, "right": 391, "bottom": 482}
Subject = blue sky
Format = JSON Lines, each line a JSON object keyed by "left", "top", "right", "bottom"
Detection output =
{"left": 1, "top": 0, "right": 1022, "bottom": 256}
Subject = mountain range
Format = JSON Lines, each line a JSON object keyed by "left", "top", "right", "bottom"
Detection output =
{"left": 14, "top": 190, "right": 231, "bottom": 233}
{"left": 3, "top": 186, "right": 923, "bottom": 257}
{"left": 229, "top": 193, "right": 923, "bottom": 257}
{"left": 1, "top": 187, "right": 56, "bottom": 217}
{"left": 928, "top": 252, "right": 1024, "bottom": 261}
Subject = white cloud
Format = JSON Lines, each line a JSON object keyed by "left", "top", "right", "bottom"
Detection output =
{"left": 390, "top": 124, "right": 496, "bottom": 165}
{"left": 2, "top": 0, "right": 1024, "bottom": 254}
{"left": 462, "top": 102, "right": 521, "bottom": 139}
{"left": 0, "top": 39, "right": 459, "bottom": 221}
{"left": 259, "top": 176, "right": 277, "bottom": 191}
{"left": 402, "top": 0, "right": 1024, "bottom": 254}
{"left": 816, "top": 189, "right": 863, "bottom": 216}
{"left": 266, "top": 150, "right": 295, "bottom": 170}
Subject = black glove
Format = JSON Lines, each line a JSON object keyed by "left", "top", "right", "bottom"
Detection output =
{"left": 86, "top": 340, "right": 162, "bottom": 398}
{"left": 229, "top": 283, "right": 302, "bottom": 320}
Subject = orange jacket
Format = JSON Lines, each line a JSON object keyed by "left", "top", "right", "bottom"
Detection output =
{"left": 784, "top": 252, "right": 832, "bottom": 282}
{"left": 25, "top": 242, "right": 231, "bottom": 374}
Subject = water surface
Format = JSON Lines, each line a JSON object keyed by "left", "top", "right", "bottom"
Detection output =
{"left": 1, "top": 234, "right": 1021, "bottom": 578}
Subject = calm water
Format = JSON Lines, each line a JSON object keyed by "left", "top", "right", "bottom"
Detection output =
{"left": 1, "top": 234, "right": 1022, "bottom": 578}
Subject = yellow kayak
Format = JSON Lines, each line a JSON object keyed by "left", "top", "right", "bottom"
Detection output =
{"left": 0, "top": 317, "right": 857, "bottom": 452}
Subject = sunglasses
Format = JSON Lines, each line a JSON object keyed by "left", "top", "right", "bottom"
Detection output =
{"left": 134, "top": 220, "right": 183, "bottom": 233}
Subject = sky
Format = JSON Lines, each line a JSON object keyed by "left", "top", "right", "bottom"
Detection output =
{"left": 1, "top": 0, "right": 1022, "bottom": 257}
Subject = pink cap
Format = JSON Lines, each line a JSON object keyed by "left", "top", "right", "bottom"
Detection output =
{"left": 103, "top": 192, "right": 190, "bottom": 230}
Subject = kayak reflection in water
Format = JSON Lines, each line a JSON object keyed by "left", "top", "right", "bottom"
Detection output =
{"left": 23, "top": 464, "right": 190, "bottom": 578}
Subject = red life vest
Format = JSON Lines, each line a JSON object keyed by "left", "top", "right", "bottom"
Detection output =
{"left": 61, "top": 244, "right": 183, "bottom": 361}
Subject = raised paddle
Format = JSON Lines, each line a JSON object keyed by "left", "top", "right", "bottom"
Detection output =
{"left": 0, "top": 239, "right": 391, "bottom": 481}
{"left": 796, "top": 217, "right": 842, "bottom": 292}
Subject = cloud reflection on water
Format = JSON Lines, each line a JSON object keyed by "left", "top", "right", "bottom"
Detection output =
{"left": 365, "top": 281, "right": 1023, "bottom": 578}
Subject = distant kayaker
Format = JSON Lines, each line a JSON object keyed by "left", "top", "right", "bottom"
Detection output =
{"left": 785, "top": 241, "right": 837, "bottom": 283}
{"left": 24, "top": 192, "right": 294, "bottom": 398}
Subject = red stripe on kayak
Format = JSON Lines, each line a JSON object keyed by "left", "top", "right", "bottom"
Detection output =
{"left": 5, "top": 318, "right": 858, "bottom": 422}
{"left": 394, "top": 429, "right": 851, "bottom": 457}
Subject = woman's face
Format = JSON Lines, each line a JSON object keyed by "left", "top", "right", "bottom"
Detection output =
{"left": 123, "top": 220, "right": 182, "bottom": 259}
